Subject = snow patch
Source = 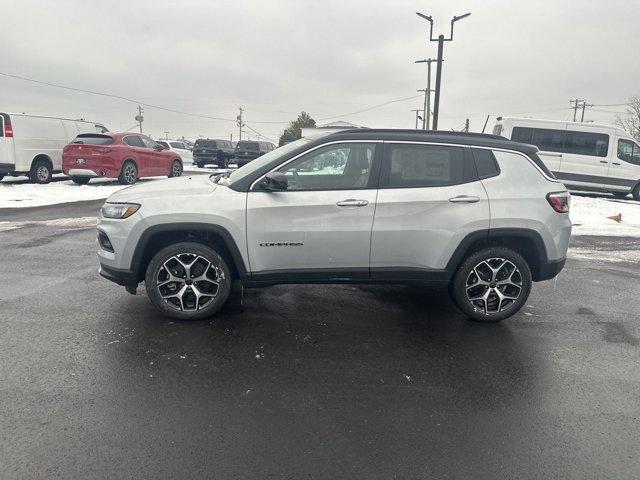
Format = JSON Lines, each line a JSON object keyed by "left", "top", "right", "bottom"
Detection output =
{"left": 570, "top": 195, "right": 640, "bottom": 236}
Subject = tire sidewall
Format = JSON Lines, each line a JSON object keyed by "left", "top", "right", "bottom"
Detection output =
{"left": 144, "top": 242, "right": 232, "bottom": 321}
{"left": 31, "top": 160, "right": 52, "bottom": 184}
{"left": 452, "top": 247, "right": 532, "bottom": 322}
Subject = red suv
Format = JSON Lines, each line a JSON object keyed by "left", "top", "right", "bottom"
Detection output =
{"left": 62, "top": 132, "right": 183, "bottom": 185}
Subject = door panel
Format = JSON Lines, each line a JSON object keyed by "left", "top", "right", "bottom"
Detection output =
{"left": 608, "top": 137, "right": 640, "bottom": 190}
{"left": 558, "top": 126, "right": 612, "bottom": 185}
{"left": 370, "top": 182, "right": 489, "bottom": 271}
{"left": 246, "top": 190, "right": 377, "bottom": 273}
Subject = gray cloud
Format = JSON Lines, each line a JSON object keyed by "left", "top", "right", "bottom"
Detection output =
{"left": 1, "top": 0, "right": 638, "bottom": 141}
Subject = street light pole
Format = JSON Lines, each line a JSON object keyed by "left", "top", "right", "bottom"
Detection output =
{"left": 416, "top": 12, "right": 471, "bottom": 130}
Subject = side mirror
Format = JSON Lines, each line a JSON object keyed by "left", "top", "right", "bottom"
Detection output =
{"left": 260, "top": 172, "right": 288, "bottom": 191}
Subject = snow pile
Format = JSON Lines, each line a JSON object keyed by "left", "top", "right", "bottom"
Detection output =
{"left": 570, "top": 195, "right": 640, "bottom": 236}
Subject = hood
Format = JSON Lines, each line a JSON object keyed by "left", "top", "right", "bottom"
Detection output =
{"left": 106, "top": 175, "right": 217, "bottom": 203}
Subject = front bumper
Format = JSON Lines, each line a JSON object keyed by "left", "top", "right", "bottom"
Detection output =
{"left": 99, "top": 263, "right": 139, "bottom": 288}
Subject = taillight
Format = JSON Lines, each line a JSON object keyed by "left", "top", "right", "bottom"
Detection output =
{"left": 547, "top": 192, "right": 570, "bottom": 213}
{"left": 4, "top": 124, "right": 13, "bottom": 137}
{"left": 93, "top": 147, "right": 113, "bottom": 155}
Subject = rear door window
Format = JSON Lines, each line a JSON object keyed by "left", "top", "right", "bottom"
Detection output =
{"left": 123, "top": 135, "right": 144, "bottom": 148}
{"left": 384, "top": 144, "right": 475, "bottom": 188}
{"left": 140, "top": 136, "right": 159, "bottom": 149}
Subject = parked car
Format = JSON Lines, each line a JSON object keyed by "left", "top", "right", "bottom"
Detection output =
{"left": 96, "top": 129, "right": 571, "bottom": 322}
{"left": 62, "top": 132, "right": 183, "bottom": 185}
{"left": 157, "top": 139, "right": 193, "bottom": 164}
{"left": 0, "top": 112, "right": 108, "bottom": 183}
{"left": 493, "top": 117, "right": 640, "bottom": 200}
{"left": 235, "top": 140, "right": 276, "bottom": 167}
{"left": 193, "top": 139, "right": 234, "bottom": 168}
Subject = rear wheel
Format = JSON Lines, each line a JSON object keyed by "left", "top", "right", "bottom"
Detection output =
{"left": 30, "top": 159, "right": 52, "bottom": 184}
{"left": 0, "top": 174, "right": 4, "bottom": 182}
{"left": 169, "top": 160, "right": 183, "bottom": 178}
{"left": 633, "top": 184, "right": 640, "bottom": 202}
{"left": 451, "top": 247, "right": 532, "bottom": 322}
{"left": 145, "top": 242, "right": 232, "bottom": 320}
{"left": 196, "top": 162, "right": 205, "bottom": 168}
{"left": 71, "top": 176, "right": 90, "bottom": 185}
{"left": 118, "top": 161, "right": 138, "bottom": 185}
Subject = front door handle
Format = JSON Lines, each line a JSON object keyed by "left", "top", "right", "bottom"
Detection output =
{"left": 449, "top": 195, "right": 480, "bottom": 203}
{"left": 600, "top": 160, "right": 609, "bottom": 164}
{"left": 337, "top": 199, "right": 369, "bottom": 207}
{"left": 612, "top": 162, "right": 621, "bottom": 166}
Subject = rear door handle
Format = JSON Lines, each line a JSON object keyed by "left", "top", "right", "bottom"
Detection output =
{"left": 336, "top": 199, "right": 369, "bottom": 207}
{"left": 449, "top": 195, "right": 480, "bottom": 203}
{"left": 600, "top": 160, "right": 609, "bottom": 164}
{"left": 612, "top": 162, "right": 621, "bottom": 166}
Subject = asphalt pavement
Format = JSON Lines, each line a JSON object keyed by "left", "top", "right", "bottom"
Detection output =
{"left": 1, "top": 200, "right": 639, "bottom": 479}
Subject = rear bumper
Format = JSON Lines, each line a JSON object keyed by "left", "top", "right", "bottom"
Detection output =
{"left": 68, "top": 168, "right": 99, "bottom": 177}
{"left": 537, "top": 258, "right": 566, "bottom": 281}
{"left": 99, "top": 263, "right": 139, "bottom": 288}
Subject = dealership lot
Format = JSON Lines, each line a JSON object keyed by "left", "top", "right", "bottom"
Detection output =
{"left": 0, "top": 200, "right": 639, "bottom": 479}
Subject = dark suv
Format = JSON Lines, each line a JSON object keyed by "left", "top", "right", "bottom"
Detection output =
{"left": 193, "top": 139, "right": 234, "bottom": 168}
{"left": 235, "top": 141, "right": 276, "bottom": 167}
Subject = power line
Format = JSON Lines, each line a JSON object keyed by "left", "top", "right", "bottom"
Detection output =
{"left": 316, "top": 94, "right": 422, "bottom": 121}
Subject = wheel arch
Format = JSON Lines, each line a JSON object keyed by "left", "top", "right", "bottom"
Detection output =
{"left": 446, "top": 228, "right": 549, "bottom": 282}
{"left": 131, "top": 223, "right": 248, "bottom": 283}
{"left": 30, "top": 153, "right": 53, "bottom": 171}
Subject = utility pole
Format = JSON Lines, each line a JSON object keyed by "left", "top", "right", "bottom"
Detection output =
{"left": 411, "top": 109, "right": 423, "bottom": 129}
{"left": 415, "top": 58, "right": 438, "bottom": 129}
{"left": 236, "top": 107, "right": 245, "bottom": 141}
{"left": 464, "top": 118, "right": 470, "bottom": 132}
{"left": 570, "top": 99, "right": 584, "bottom": 122}
{"left": 163, "top": 131, "right": 169, "bottom": 140}
{"left": 135, "top": 105, "right": 144, "bottom": 133}
{"left": 416, "top": 12, "right": 471, "bottom": 130}
{"left": 580, "top": 101, "right": 593, "bottom": 122}
{"left": 230, "top": 133, "right": 233, "bottom": 142}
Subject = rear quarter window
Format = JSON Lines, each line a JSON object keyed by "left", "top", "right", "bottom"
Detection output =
{"left": 472, "top": 148, "right": 500, "bottom": 179}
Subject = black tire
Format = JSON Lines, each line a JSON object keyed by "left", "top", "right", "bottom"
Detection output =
{"left": 612, "top": 191, "right": 628, "bottom": 199}
{"left": 71, "top": 176, "right": 90, "bottom": 185}
{"left": 0, "top": 174, "right": 4, "bottom": 182}
{"left": 118, "top": 161, "right": 138, "bottom": 185}
{"left": 30, "top": 158, "right": 52, "bottom": 184}
{"left": 168, "top": 160, "right": 183, "bottom": 178}
{"left": 145, "top": 242, "right": 232, "bottom": 321}
{"left": 632, "top": 184, "right": 640, "bottom": 202}
{"left": 451, "top": 247, "right": 532, "bottom": 322}
{"left": 196, "top": 162, "right": 205, "bottom": 168}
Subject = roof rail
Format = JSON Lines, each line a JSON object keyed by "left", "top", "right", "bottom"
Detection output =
{"left": 332, "top": 128, "right": 504, "bottom": 140}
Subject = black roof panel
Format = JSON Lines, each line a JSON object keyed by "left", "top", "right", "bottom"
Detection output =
{"left": 325, "top": 129, "right": 538, "bottom": 154}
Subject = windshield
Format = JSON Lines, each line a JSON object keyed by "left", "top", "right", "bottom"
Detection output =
{"left": 227, "top": 138, "right": 311, "bottom": 184}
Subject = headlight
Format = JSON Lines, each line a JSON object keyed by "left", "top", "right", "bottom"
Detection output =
{"left": 101, "top": 202, "right": 140, "bottom": 219}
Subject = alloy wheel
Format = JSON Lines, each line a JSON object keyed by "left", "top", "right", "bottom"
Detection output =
{"left": 465, "top": 257, "right": 522, "bottom": 315}
{"left": 156, "top": 253, "right": 225, "bottom": 311}
{"left": 124, "top": 163, "right": 137, "bottom": 183}
{"left": 172, "top": 162, "right": 182, "bottom": 177}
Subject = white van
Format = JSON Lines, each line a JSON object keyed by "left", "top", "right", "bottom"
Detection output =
{"left": 0, "top": 113, "right": 108, "bottom": 183}
{"left": 493, "top": 117, "right": 640, "bottom": 200}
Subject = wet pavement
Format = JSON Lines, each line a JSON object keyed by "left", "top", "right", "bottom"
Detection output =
{"left": 1, "top": 201, "right": 639, "bottom": 479}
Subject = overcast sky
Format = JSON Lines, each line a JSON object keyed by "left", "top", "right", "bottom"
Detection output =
{"left": 2, "top": 0, "right": 639, "bottom": 142}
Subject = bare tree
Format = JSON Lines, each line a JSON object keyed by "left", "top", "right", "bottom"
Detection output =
{"left": 615, "top": 96, "right": 640, "bottom": 141}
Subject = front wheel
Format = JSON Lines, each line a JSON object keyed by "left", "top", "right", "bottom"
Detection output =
{"left": 169, "top": 160, "right": 183, "bottom": 178}
{"left": 118, "top": 161, "right": 138, "bottom": 185}
{"left": 71, "top": 176, "right": 90, "bottom": 185}
{"left": 451, "top": 247, "right": 532, "bottom": 322}
{"left": 145, "top": 242, "right": 232, "bottom": 320}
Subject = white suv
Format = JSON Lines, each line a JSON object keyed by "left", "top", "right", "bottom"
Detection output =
{"left": 96, "top": 130, "right": 572, "bottom": 322}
